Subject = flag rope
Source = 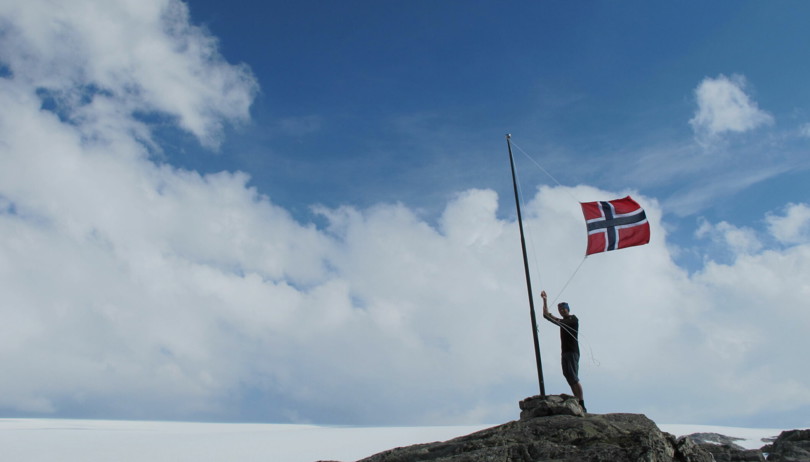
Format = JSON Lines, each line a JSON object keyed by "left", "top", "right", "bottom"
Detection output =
{"left": 509, "top": 136, "right": 586, "bottom": 302}
{"left": 509, "top": 136, "right": 600, "bottom": 366}
{"left": 540, "top": 307, "right": 601, "bottom": 368}
{"left": 512, "top": 157, "right": 546, "bottom": 291}
{"left": 510, "top": 139, "right": 582, "bottom": 204}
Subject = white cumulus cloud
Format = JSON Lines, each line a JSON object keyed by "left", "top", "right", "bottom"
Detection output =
{"left": 0, "top": 0, "right": 257, "bottom": 148}
{"left": 690, "top": 74, "right": 774, "bottom": 138}
{"left": 696, "top": 219, "right": 763, "bottom": 256}
{"left": 766, "top": 203, "right": 810, "bottom": 245}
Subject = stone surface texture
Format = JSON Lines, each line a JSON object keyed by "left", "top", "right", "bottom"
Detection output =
{"left": 347, "top": 395, "right": 809, "bottom": 462}
{"left": 762, "top": 429, "right": 810, "bottom": 461}
{"left": 356, "top": 395, "right": 714, "bottom": 462}
{"left": 519, "top": 394, "right": 584, "bottom": 419}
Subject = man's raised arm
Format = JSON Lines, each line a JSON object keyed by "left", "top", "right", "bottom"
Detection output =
{"left": 541, "top": 290, "right": 561, "bottom": 323}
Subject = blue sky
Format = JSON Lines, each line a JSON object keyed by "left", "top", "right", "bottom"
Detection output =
{"left": 182, "top": 1, "right": 810, "bottom": 234}
{"left": 1, "top": 0, "right": 809, "bottom": 428}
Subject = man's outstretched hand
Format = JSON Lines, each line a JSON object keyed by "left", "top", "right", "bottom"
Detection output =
{"left": 540, "top": 290, "right": 550, "bottom": 316}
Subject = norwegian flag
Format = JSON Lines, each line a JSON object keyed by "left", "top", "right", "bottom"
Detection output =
{"left": 581, "top": 196, "right": 650, "bottom": 256}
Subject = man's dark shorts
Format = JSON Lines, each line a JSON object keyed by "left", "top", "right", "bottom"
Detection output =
{"left": 561, "top": 352, "right": 580, "bottom": 386}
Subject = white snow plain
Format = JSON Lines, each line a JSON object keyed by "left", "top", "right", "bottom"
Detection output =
{"left": 0, "top": 418, "right": 787, "bottom": 461}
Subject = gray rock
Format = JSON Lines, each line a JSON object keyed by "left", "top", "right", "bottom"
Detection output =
{"left": 519, "top": 394, "right": 585, "bottom": 419}
{"left": 687, "top": 432, "right": 747, "bottom": 450}
{"left": 682, "top": 432, "right": 765, "bottom": 461}
{"left": 356, "top": 409, "right": 714, "bottom": 461}
{"left": 673, "top": 435, "right": 719, "bottom": 461}
{"left": 695, "top": 443, "right": 765, "bottom": 461}
{"left": 761, "top": 429, "right": 810, "bottom": 461}
{"left": 343, "top": 396, "right": 810, "bottom": 462}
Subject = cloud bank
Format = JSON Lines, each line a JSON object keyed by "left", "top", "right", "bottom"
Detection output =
{"left": 0, "top": 0, "right": 808, "bottom": 427}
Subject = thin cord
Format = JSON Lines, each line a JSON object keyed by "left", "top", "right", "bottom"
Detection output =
{"left": 548, "top": 256, "right": 587, "bottom": 307}
{"left": 510, "top": 139, "right": 581, "bottom": 204}
{"left": 513, "top": 160, "right": 545, "bottom": 290}
{"left": 509, "top": 136, "right": 600, "bottom": 367}
{"left": 510, "top": 137, "right": 586, "bottom": 304}
{"left": 540, "top": 305, "right": 601, "bottom": 367}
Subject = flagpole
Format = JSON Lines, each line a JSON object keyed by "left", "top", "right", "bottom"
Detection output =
{"left": 506, "top": 134, "right": 546, "bottom": 397}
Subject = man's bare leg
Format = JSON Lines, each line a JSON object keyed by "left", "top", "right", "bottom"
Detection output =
{"left": 571, "top": 382, "right": 585, "bottom": 411}
{"left": 571, "top": 381, "right": 583, "bottom": 401}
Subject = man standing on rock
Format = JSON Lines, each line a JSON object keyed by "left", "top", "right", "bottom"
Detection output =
{"left": 541, "top": 290, "right": 585, "bottom": 412}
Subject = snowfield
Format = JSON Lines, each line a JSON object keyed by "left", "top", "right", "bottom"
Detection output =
{"left": 0, "top": 418, "right": 787, "bottom": 462}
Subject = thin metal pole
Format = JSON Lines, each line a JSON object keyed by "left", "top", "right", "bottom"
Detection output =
{"left": 506, "top": 134, "right": 546, "bottom": 397}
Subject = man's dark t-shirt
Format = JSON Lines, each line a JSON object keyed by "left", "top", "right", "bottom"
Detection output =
{"left": 544, "top": 313, "right": 580, "bottom": 353}
{"left": 558, "top": 315, "right": 579, "bottom": 354}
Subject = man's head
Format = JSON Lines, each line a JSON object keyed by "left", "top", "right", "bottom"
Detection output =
{"left": 557, "top": 302, "right": 571, "bottom": 317}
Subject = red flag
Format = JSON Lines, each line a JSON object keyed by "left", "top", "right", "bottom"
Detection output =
{"left": 581, "top": 196, "right": 650, "bottom": 256}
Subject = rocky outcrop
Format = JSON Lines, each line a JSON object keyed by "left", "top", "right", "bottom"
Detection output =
{"left": 688, "top": 432, "right": 748, "bottom": 449}
{"left": 519, "top": 394, "right": 584, "bottom": 419}
{"left": 687, "top": 433, "right": 765, "bottom": 461}
{"left": 347, "top": 395, "right": 810, "bottom": 462}
{"left": 356, "top": 394, "right": 714, "bottom": 462}
{"left": 695, "top": 444, "right": 765, "bottom": 462}
{"left": 762, "top": 429, "right": 810, "bottom": 461}
{"left": 685, "top": 428, "right": 810, "bottom": 462}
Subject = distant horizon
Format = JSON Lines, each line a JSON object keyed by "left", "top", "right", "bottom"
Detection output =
{"left": 0, "top": 415, "right": 799, "bottom": 430}
{"left": 0, "top": 417, "right": 797, "bottom": 462}
{"left": 1, "top": 406, "right": 805, "bottom": 432}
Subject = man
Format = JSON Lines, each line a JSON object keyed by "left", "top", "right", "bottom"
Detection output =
{"left": 541, "top": 290, "right": 585, "bottom": 412}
